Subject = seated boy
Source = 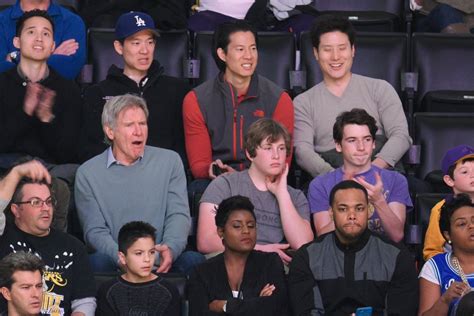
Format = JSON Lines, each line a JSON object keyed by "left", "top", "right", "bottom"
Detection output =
{"left": 96, "top": 221, "right": 181, "bottom": 315}
{"left": 423, "top": 144, "right": 474, "bottom": 260}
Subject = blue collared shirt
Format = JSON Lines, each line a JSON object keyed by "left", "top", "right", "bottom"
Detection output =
{"left": 106, "top": 147, "right": 143, "bottom": 168}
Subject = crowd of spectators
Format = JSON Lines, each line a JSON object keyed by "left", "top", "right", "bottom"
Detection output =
{"left": 0, "top": 1, "right": 473, "bottom": 315}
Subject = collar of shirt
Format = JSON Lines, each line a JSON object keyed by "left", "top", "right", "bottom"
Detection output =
{"left": 17, "top": 64, "right": 50, "bottom": 83}
{"left": 106, "top": 147, "right": 144, "bottom": 168}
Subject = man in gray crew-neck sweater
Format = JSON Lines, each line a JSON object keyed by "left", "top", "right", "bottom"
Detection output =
{"left": 293, "top": 15, "right": 411, "bottom": 177}
{"left": 75, "top": 94, "right": 203, "bottom": 275}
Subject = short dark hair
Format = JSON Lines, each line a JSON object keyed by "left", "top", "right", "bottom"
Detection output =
{"left": 215, "top": 195, "right": 256, "bottom": 228}
{"left": 311, "top": 14, "right": 355, "bottom": 50}
{"left": 118, "top": 221, "right": 156, "bottom": 254}
{"left": 329, "top": 180, "right": 368, "bottom": 207}
{"left": 439, "top": 194, "right": 474, "bottom": 241}
{"left": 16, "top": 9, "right": 55, "bottom": 37}
{"left": 244, "top": 118, "right": 291, "bottom": 159}
{"left": 12, "top": 178, "right": 52, "bottom": 205}
{"left": 0, "top": 252, "right": 44, "bottom": 290}
{"left": 212, "top": 20, "right": 258, "bottom": 71}
{"left": 333, "top": 108, "right": 378, "bottom": 144}
{"left": 447, "top": 157, "right": 474, "bottom": 180}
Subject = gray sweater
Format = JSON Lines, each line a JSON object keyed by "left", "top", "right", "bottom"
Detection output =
{"left": 293, "top": 74, "right": 412, "bottom": 177}
{"left": 75, "top": 146, "right": 190, "bottom": 263}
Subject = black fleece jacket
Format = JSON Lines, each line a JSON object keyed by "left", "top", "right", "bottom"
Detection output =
{"left": 0, "top": 67, "right": 82, "bottom": 164}
{"left": 80, "top": 60, "right": 190, "bottom": 163}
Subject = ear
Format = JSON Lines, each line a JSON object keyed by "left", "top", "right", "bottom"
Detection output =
{"left": 351, "top": 45, "right": 355, "bottom": 58}
{"left": 329, "top": 207, "right": 334, "bottom": 222}
{"left": 216, "top": 48, "right": 226, "bottom": 63}
{"left": 10, "top": 204, "right": 20, "bottom": 219}
{"left": 113, "top": 40, "right": 123, "bottom": 55}
{"left": 13, "top": 37, "right": 20, "bottom": 50}
{"left": 104, "top": 125, "right": 114, "bottom": 143}
{"left": 313, "top": 47, "right": 319, "bottom": 61}
{"left": 0, "top": 287, "right": 11, "bottom": 301}
{"left": 442, "top": 231, "right": 451, "bottom": 244}
{"left": 217, "top": 227, "right": 224, "bottom": 240}
{"left": 50, "top": 41, "right": 56, "bottom": 54}
{"left": 245, "top": 149, "right": 254, "bottom": 162}
{"left": 335, "top": 142, "right": 342, "bottom": 153}
{"left": 118, "top": 251, "right": 127, "bottom": 267}
{"left": 443, "top": 175, "right": 455, "bottom": 188}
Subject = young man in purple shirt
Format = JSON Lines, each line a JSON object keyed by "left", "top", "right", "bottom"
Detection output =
{"left": 308, "top": 108, "right": 412, "bottom": 242}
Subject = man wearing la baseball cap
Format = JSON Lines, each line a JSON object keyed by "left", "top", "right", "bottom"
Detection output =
{"left": 423, "top": 144, "right": 474, "bottom": 260}
{"left": 80, "top": 11, "right": 190, "bottom": 163}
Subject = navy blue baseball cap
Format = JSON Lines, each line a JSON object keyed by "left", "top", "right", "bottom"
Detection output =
{"left": 115, "top": 11, "right": 159, "bottom": 40}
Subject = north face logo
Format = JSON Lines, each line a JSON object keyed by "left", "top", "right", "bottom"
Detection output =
{"left": 134, "top": 15, "right": 146, "bottom": 27}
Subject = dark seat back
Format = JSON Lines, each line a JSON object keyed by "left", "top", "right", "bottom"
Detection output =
{"left": 413, "top": 112, "right": 474, "bottom": 180}
{"left": 412, "top": 33, "right": 474, "bottom": 112}
{"left": 312, "top": 0, "right": 404, "bottom": 31}
{"left": 88, "top": 28, "right": 189, "bottom": 83}
{"left": 193, "top": 31, "right": 295, "bottom": 90}
{"left": 300, "top": 31, "right": 407, "bottom": 93}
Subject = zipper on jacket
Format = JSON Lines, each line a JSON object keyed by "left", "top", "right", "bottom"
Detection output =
{"left": 228, "top": 82, "right": 238, "bottom": 161}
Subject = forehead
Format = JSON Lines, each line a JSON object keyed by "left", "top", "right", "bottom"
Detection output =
{"left": 12, "top": 270, "right": 42, "bottom": 285}
{"left": 228, "top": 31, "right": 256, "bottom": 46}
{"left": 227, "top": 209, "right": 256, "bottom": 222}
{"left": 124, "top": 29, "right": 155, "bottom": 43}
{"left": 455, "top": 159, "right": 474, "bottom": 170}
{"left": 260, "top": 136, "right": 285, "bottom": 146}
{"left": 319, "top": 31, "right": 350, "bottom": 46}
{"left": 333, "top": 188, "right": 367, "bottom": 206}
{"left": 452, "top": 206, "right": 474, "bottom": 220}
{"left": 342, "top": 124, "right": 371, "bottom": 138}
{"left": 127, "top": 237, "right": 155, "bottom": 250}
{"left": 21, "top": 183, "right": 50, "bottom": 198}
{"left": 117, "top": 105, "right": 146, "bottom": 121}
{"left": 21, "top": 16, "right": 53, "bottom": 33}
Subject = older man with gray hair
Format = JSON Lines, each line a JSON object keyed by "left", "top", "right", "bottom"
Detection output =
{"left": 75, "top": 94, "right": 203, "bottom": 274}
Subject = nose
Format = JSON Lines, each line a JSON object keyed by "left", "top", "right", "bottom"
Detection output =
{"left": 32, "top": 287, "right": 41, "bottom": 298}
{"left": 348, "top": 210, "right": 356, "bottom": 220}
{"left": 139, "top": 42, "right": 149, "bottom": 54}
{"left": 144, "top": 252, "right": 151, "bottom": 262}
{"left": 241, "top": 224, "right": 250, "bottom": 234}
{"left": 356, "top": 139, "right": 365, "bottom": 151}
{"left": 331, "top": 48, "right": 339, "bottom": 60}
{"left": 133, "top": 123, "right": 143, "bottom": 135}
{"left": 271, "top": 147, "right": 280, "bottom": 159}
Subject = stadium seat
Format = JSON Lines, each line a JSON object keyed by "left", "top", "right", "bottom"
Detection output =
{"left": 413, "top": 112, "right": 474, "bottom": 182}
{"left": 412, "top": 33, "right": 474, "bottom": 112}
{"left": 299, "top": 31, "right": 408, "bottom": 94}
{"left": 193, "top": 31, "right": 295, "bottom": 90}
{"left": 312, "top": 0, "right": 405, "bottom": 32}
{"left": 87, "top": 28, "right": 189, "bottom": 84}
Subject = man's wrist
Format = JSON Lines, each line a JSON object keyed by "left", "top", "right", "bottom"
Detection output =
{"left": 222, "top": 300, "right": 228, "bottom": 312}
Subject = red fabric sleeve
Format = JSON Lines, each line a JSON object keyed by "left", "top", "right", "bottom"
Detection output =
{"left": 183, "top": 91, "right": 212, "bottom": 179}
{"left": 272, "top": 91, "right": 294, "bottom": 166}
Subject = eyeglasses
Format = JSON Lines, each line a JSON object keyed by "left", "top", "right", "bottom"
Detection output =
{"left": 14, "top": 197, "right": 56, "bottom": 208}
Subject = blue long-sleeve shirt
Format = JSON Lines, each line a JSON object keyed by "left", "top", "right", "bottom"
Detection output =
{"left": 0, "top": 0, "right": 86, "bottom": 80}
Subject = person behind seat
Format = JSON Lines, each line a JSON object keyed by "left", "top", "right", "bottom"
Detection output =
{"left": 76, "top": 94, "right": 204, "bottom": 275}
{"left": 293, "top": 15, "right": 411, "bottom": 178}
{"left": 183, "top": 20, "right": 294, "bottom": 185}
{"left": 0, "top": 0, "right": 86, "bottom": 79}
{"left": 96, "top": 221, "right": 180, "bottom": 316}
{"left": 81, "top": 11, "right": 190, "bottom": 163}
{"left": 0, "top": 9, "right": 82, "bottom": 231}
{"left": 0, "top": 166, "right": 96, "bottom": 315}
{"left": 198, "top": 118, "right": 312, "bottom": 264}
{"left": 289, "top": 180, "right": 418, "bottom": 315}
{"left": 189, "top": 195, "right": 289, "bottom": 315}
{"left": 308, "top": 108, "right": 412, "bottom": 242}
{"left": 423, "top": 145, "right": 474, "bottom": 260}
{"left": 419, "top": 194, "right": 474, "bottom": 315}
{"left": 0, "top": 251, "right": 44, "bottom": 316}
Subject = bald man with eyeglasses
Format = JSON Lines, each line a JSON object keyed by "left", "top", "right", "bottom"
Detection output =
{"left": 0, "top": 160, "right": 96, "bottom": 316}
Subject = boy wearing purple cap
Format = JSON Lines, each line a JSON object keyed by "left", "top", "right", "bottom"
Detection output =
{"left": 423, "top": 144, "right": 474, "bottom": 260}
{"left": 81, "top": 11, "right": 190, "bottom": 163}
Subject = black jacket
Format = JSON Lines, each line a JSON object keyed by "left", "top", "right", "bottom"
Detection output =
{"left": 288, "top": 230, "right": 418, "bottom": 316}
{"left": 0, "top": 67, "right": 82, "bottom": 164}
{"left": 80, "top": 60, "right": 190, "bottom": 163}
